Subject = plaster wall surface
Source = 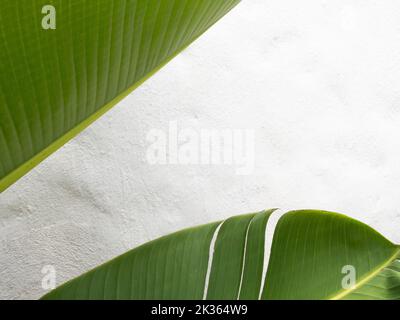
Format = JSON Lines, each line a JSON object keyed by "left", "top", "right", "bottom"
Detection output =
{"left": 2, "top": 0, "right": 400, "bottom": 299}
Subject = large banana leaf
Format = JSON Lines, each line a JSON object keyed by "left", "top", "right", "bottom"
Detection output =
{"left": 42, "top": 209, "right": 400, "bottom": 300}
{"left": 0, "top": 0, "right": 241, "bottom": 192}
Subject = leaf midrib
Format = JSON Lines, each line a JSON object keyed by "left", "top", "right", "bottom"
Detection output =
{"left": 330, "top": 248, "right": 400, "bottom": 300}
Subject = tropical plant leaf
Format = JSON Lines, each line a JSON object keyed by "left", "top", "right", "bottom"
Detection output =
{"left": 0, "top": 0, "right": 241, "bottom": 192}
{"left": 42, "top": 209, "right": 400, "bottom": 300}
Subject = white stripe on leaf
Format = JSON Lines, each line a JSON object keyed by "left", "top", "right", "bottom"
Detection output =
{"left": 258, "top": 208, "right": 292, "bottom": 300}
{"left": 202, "top": 221, "right": 225, "bottom": 300}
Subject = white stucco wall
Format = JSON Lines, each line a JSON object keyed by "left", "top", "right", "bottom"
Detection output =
{"left": 2, "top": 0, "right": 400, "bottom": 300}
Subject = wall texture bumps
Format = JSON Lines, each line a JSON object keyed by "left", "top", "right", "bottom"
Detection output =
{"left": 1, "top": 0, "right": 400, "bottom": 299}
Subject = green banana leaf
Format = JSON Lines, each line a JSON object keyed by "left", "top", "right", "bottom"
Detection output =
{"left": 42, "top": 209, "right": 400, "bottom": 300}
{"left": 0, "top": 0, "right": 241, "bottom": 192}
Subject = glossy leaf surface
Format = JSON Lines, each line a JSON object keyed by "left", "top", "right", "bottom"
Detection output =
{"left": 0, "top": 0, "right": 241, "bottom": 192}
{"left": 42, "top": 210, "right": 400, "bottom": 300}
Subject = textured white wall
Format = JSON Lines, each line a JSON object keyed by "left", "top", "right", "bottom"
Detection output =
{"left": 2, "top": 0, "right": 400, "bottom": 300}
